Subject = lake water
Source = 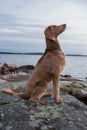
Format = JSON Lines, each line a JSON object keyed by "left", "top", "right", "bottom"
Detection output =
{"left": 0, "top": 54, "right": 87, "bottom": 79}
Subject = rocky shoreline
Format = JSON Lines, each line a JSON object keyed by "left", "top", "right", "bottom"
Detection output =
{"left": 0, "top": 65, "right": 87, "bottom": 130}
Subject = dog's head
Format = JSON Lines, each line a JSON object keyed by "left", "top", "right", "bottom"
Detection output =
{"left": 44, "top": 24, "right": 66, "bottom": 41}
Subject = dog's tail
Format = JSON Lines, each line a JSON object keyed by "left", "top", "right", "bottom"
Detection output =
{"left": 2, "top": 88, "right": 29, "bottom": 99}
{"left": 2, "top": 88, "right": 18, "bottom": 96}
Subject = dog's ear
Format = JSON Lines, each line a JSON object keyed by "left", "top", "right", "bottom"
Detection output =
{"left": 44, "top": 26, "right": 56, "bottom": 41}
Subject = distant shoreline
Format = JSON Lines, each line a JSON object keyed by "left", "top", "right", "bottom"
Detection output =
{"left": 0, "top": 52, "right": 43, "bottom": 55}
{"left": 0, "top": 52, "right": 87, "bottom": 56}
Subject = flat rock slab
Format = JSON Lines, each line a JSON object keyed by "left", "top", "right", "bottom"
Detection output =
{"left": 0, "top": 74, "right": 87, "bottom": 130}
{"left": 0, "top": 94, "right": 87, "bottom": 130}
{"left": 0, "top": 73, "right": 30, "bottom": 82}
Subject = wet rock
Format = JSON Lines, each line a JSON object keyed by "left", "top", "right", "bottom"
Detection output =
{"left": 61, "top": 74, "right": 72, "bottom": 78}
{"left": 71, "top": 89, "right": 87, "bottom": 105}
{"left": 18, "top": 65, "right": 34, "bottom": 73}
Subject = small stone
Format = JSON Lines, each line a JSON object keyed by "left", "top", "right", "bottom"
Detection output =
{"left": 48, "top": 125, "right": 55, "bottom": 129}
{"left": 5, "top": 126, "right": 13, "bottom": 130}
{"left": 84, "top": 110, "right": 87, "bottom": 115}
{"left": 41, "top": 125, "right": 48, "bottom": 130}
{"left": 1, "top": 113, "right": 4, "bottom": 118}
{"left": 0, "top": 123, "right": 3, "bottom": 130}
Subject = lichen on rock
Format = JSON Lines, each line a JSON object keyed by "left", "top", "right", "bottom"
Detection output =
{"left": 0, "top": 73, "right": 87, "bottom": 130}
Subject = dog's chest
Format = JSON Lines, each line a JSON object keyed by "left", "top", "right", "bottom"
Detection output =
{"left": 46, "top": 52, "right": 65, "bottom": 71}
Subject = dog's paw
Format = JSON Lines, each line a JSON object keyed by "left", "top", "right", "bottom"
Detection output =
{"left": 12, "top": 93, "right": 20, "bottom": 98}
{"left": 41, "top": 100, "right": 48, "bottom": 105}
{"left": 29, "top": 98, "right": 48, "bottom": 105}
{"left": 55, "top": 97, "right": 63, "bottom": 104}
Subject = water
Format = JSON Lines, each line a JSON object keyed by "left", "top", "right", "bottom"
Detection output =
{"left": 0, "top": 54, "right": 87, "bottom": 79}
{"left": 63, "top": 56, "right": 87, "bottom": 79}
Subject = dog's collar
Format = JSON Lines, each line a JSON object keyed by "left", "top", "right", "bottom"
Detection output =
{"left": 46, "top": 47, "right": 59, "bottom": 51}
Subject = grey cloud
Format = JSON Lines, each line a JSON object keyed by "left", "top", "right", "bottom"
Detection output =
{"left": 0, "top": 13, "right": 14, "bottom": 21}
{"left": 0, "top": 0, "right": 87, "bottom": 54}
{"left": 0, "top": 13, "right": 12, "bottom": 22}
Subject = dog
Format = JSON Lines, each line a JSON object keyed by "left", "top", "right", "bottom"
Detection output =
{"left": 3, "top": 24, "right": 66, "bottom": 105}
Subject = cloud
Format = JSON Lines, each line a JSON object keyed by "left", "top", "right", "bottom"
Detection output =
{"left": 0, "top": 0, "right": 87, "bottom": 54}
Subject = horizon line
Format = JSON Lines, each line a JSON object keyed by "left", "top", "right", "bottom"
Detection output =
{"left": 0, "top": 51, "right": 87, "bottom": 56}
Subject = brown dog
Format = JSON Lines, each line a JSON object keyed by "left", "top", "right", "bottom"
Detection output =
{"left": 3, "top": 24, "right": 66, "bottom": 104}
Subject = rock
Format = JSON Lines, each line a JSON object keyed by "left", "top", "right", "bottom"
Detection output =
{"left": 1, "top": 73, "right": 30, "bottom": 82}
{"left": 0, "top": 79, "right": 7, "bottom": 84}
{"left": 71, "top": 89, "right": 87, "bottom": 105}
{"left": 0, "top": 123, "right": 4, "bottom": 130}
{"left": 0, "top": 79, "right": 87, "bottom": 130}
{"left": 0, "top": 63, "right": 18, "bottom": 74}
{"left": 0, "top": 72, "right": 30, "bottom": 82}
{"left": 18, "top": 65, "right": 34, "bottom": 73}
{"left": 60, "top": 79, "right": 87, "bottom": 105}
{"left": 0, "top": 94, "right": 87, "bottom": 130}
{"left": 61, "top": 74, "right": 72, "bottom": 78}
{"left": 0, "top": 72, "right": 87, "bottom": 129}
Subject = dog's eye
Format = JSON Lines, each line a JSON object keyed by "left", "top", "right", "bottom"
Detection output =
{"left": 48, "top": 27, "right": 51, "bottom": 31}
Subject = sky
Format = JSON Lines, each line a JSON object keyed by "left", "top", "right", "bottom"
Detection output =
{"left": 0, "top": 0, "right": 87, "bottom": 55}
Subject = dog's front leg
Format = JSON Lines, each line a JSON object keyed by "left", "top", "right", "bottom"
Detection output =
{"left": 53, "top": 76, "right": 62, "bottom": 104}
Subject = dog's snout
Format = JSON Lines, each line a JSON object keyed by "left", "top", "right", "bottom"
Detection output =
{"left": 63, "top": 24, "right": 66, "bottom": 27}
